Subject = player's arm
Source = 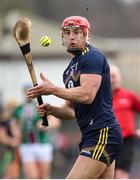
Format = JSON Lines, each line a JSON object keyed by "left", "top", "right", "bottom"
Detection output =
{"left": 27, "top": 73, "right": 102, "bottom": 104}
{"left": 37, "top": 100, "right": 75, "bottom": 120}
{"left": 10, "top": 120, "right": 21, "bottom": 142}
{"left": 0, "top": 123, "right": 20, "bottom": 147}
{"left": 36, "top": 116, "right": 61, "bottom": 130}
{"left": 53, "top": 74, "right": 101, "bottom": 104}
{"left": 131, "top": 92, "right": 140, "bottom": 112}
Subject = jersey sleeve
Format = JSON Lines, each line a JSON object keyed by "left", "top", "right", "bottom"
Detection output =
{"left": 80, "top": 51, "right": 105, "bottom": 75}
{"left": 131, "top": 92, "right": 140, "bottom": 112}
{"left": 12, "top": 106, "right": 22, "bottom": 120}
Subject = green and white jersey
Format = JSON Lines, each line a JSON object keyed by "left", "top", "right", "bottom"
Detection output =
{"left": 13, "top": 101, "right": 49, "bottom": 144}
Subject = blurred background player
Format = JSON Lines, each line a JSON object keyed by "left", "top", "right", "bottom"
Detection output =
{"left": 27, "top": 16, "right": 123, "bottom": 179}
{"left": 0, "top": 98, "right": 21, "bottom": 178}
{"left": 110, "top": 64, "right": 140, "bottom": 179}
{"left": 13, "top": 84, "right": 60, "bottom": 179}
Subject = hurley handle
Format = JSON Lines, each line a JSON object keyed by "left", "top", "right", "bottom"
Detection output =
{"left": 37, "top": 95, "right": 48, "bottom": 126}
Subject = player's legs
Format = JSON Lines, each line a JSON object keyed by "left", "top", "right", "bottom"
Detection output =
{"left": 115, "top": 169, "right": 129, "bottom": 179}
{"left": 35, "top": 143, "right": 53, "bottom": 178}
{"left": 22, "top": 161, "right": 39, "bottom": 179}
{"left": 66, "top": 155, "right": 107, "bottom": 179}
{"left": 37, "top": 161, "right": 52, "bottom": 178}
{"left": 100, "top": 160, "right": 115, "bottom": 179}
{"left": 4, "top": 148, "right": 20, "bottom": 179}
{"left": 19, "top": 144, "right": 39, "bottom": 178}
{"left": 115, "top": 136, "right": 135, "bottom": 179}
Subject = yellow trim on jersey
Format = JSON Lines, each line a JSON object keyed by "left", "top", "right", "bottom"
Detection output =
{"left": 82, "top": 47, "right": 89, "bottom": 55}
{"left": 92, "top": 127, "right": 109, "bottom": 160}
{"left": 64, "top": 71, "right": 81, "bottom": 85}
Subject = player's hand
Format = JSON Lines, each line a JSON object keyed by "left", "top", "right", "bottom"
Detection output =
{"left": 27, "top": 73, "right": 55, "bottom": 99}
{"left": 37, "top": 103, "right": 54, "bottom": 116}
{"left": 135, "top": 129, "right": 140, "bottom": 138}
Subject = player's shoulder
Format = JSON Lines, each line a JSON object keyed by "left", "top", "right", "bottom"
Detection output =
{"left": 13, "top": 104, "right": 22, "bottom": 118}
{"left": 14, "top": 104, "right": 23, "bottom": 114}
{"left": 80, "top": 45, "right": 107, "bottom": 66}
{"left": 15, "top": 104, "right": 22, "bottom": 110}
{"left": 82, "top": 44, "right": 106, "bottom": 59}
{"left": 119, "top": 87, "right": 136, "bottom": 96}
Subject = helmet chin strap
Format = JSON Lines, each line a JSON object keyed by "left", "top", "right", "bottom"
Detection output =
{"left": 67, "top": 43, "right": 88, "bottom": 55}
{"left": 67, "top": 47, "right": 82, "bottom": 55}
{"left": 62, "top": 37, "right": 82, "bottom": 55}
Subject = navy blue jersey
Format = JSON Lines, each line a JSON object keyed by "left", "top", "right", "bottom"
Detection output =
{"left": 63, "top": 45, "right": 118, "bottom": 132}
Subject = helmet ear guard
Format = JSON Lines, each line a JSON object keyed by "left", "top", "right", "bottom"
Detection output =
{"left": 84, "top": 29, "right": 90, "bottom": 44}
{"left": 61, "top": 33, "right": 65, "bottom": 46}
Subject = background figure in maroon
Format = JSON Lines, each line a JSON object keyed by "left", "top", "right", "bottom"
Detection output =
{"left": 110, "top": 64, "right": 140, "bottom": 179}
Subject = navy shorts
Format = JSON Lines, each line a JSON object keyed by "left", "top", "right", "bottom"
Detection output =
{"left": 79, "top": 126, "right": 123, "bottom": 166}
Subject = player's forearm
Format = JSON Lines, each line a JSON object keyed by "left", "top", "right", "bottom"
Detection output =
{"left": 52, "top": 86, "right": 94, "bottom": 104}
{"left": 49, "top": 105, "right": 75, "bottom": 120}
{"left": 0, "top": 135, "right": 16, "bottom": 146}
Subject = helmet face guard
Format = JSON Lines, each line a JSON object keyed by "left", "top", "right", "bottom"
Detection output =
{"left": 61, "top": 16, "right": 91, "bottom": 55}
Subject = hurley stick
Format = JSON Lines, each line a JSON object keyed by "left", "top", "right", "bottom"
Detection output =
{"left": 13, "top": 17, "right": 48, "bottom": 126}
